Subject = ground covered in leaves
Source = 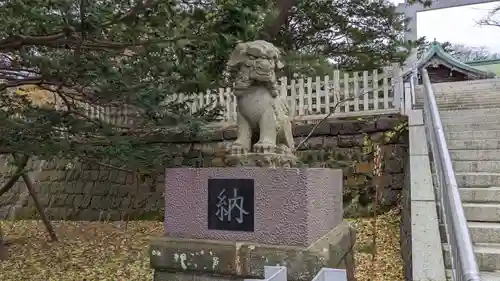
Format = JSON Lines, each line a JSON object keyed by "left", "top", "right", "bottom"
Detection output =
{"left": 349, "top": 208, "right": 404, "bottom": 281}
{"left": 0, "top": 209, "right": 403, "bottom": 281}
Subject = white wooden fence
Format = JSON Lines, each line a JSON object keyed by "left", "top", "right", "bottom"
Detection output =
{"left": 79, "top": 64, "right": 404, "bottom": 126}
{"left": 78, "top": 102, "right": 137, "bottom": 126}
{"left": 244, "top": 266, "right": 348, "bottom": 281}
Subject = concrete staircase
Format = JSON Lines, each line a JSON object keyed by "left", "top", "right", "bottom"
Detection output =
{"left": 439, "top": 107, "right": 500, "bottom": 280}
{"left": 423, "top": 80, "right": 500, "bottom": 110}
{"left": 414, "top": 80, "right": 500, "bottom": 280}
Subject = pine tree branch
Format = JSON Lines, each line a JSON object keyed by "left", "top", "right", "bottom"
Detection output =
{"left": 0, "top": 33, "right": 67, "bottom": 50}
{"left": 0, "top": 77, "right": 48, "bottom": 92}
{"left": 104, "top": 0, "right": 158, "bottom": 27}
{"left": 0, "top": 33, "right": 210, "bottom": 53}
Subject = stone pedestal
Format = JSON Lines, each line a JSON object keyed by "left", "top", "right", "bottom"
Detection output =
{"left": 225, "top": 152, "right": 298, "bottom": 168}
{"left": 150, "top": 167, "right": 355, "bottom": 281}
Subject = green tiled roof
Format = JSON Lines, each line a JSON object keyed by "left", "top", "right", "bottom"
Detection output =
{"left": 418, "top": 41, "right": 495, "bottom": 79}
{"left": 466, "top": 59, "right": 500, "bottom": 76}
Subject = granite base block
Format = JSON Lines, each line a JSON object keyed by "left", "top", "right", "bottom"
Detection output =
{"left": 164, "top": 167, "right": 343, "bottom": 247}
{"left": 150, "top": 222, "right": 356, "bottom": 281}
{"left": 153, "top": 272, "right": 244, "bottom": 281}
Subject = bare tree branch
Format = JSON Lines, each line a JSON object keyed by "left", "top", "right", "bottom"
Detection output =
{"left": 476, "top": 4, "right": 500, "bottom": 28}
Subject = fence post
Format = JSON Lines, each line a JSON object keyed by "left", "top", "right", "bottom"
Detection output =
{"left": 391, "top": 62, "right": 403, "bottom": 110}
{"left": 343, "top": 72, "right": 350, "bottom": 113}
{"left": 382, "top": 66, "right": 391, "bottom": 109}
{"left": 298, "top": 78, "right": 305, "bottom": 116}
{"left": 324, "top": 75, "right": 330, "bottom": 114}
{"left": 290, "top": 79, "right": 297, "bottom": 117}
{"left": 230, "top": 88, "right": 237, "bottom": 123}
{"left": 314, "top": 76, "right": 321, "bottom": 114}
{"left": 353, "top": 72, "right": 359, "bottom": 112}
{"left": 372, "top": 69, "right": 379, "bottom": 110}
{"left": 306, "top": 77, "right": 313, "bottom": 115}
{"left": 333, "top": 70, "right": 341, "bottom": 111}
{"left": 279, "top": 76, "right": 288, "bottom": 99}
{"left": 362, "top": 71, "right": 369, "bottom": 111}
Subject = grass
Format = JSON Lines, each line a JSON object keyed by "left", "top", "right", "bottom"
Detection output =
{"left": 0, "top": 208, "right": 403, "bottom": 281}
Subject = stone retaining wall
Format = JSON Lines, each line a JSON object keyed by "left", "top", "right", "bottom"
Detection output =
{"left": 0, "top": 115, "right": 408, "bottom": 220}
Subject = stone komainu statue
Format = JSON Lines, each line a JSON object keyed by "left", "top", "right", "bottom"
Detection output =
{"left": 226, "top": 40, "right": 294, "bottom": 155}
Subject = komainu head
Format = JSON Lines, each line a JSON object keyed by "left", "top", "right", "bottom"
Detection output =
{"left": 227, "top": 40, "right": 284, "bottom": 92}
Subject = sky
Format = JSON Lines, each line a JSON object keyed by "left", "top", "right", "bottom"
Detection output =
{"left": 389, "top": 0, "right": 500, "bottom": 52}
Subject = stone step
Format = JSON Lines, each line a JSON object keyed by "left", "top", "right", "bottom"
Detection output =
{"left": 433, "top": 89, "right": 500, "bottom": 96}
{"left": 436, "top": 100, "right": 500, "bottom": 104}
{"left": 440, "top": 118, "right": 500, "bottom": 126}
{"left": 434, "top": 101, "right": 500, "bottom": 106}
{"left": 469, "top": 222, "right": 500, "bottom": 244}
{"left": 440, "top": 114, "right": 500, "bottom": 124}
{"left": 463, "top": 202, "right": 500, "bottom": 222}
{"left": 456, "top": 173, "right": 500, "bottom": 187}
{"left": 415, "top": 104, "right": 500, "bottom": 111}
{"left": 460, "top": 187, "right": 500, "bottom": 203}
{"left": 418, "top": 93, "right": 500, "bottom": 100}
{"left": 446, "top": 269, "right": 500, "bottom": 281}
{"left": 439, "top": 221, "right": 500, "bottom": 244}
{"left": 438, "top": 104, "right": 500, "bottom": 111}
{"left": 447, "top": 139, "right": 500, "bottom": 150}
{"left": 436, "top": 103, "right": 500, "bottom": 108}
{"left": 444, "top": 122, "right": 500, "bottom": 132}
{"left": 446, "top": 130, "right": 500, "bottom": 141}
{"left": 450, "top": 150, "right": 500, "bottom": 161}
{"left": 435, "top": 94, "right": 500, "bottom": 100}
{"left": 417, "top": 93, "right": 500, "bottom": 102}
{"left": 416, "top": 78, "right": 500, "bottom": 90}
{"left": 435, "top": 100, "right": 500, "bottom": 107}
{"left": 440, "top": 107, "right": 500, "bottom": 117}
{"left": 439, "top": 107, "right": 500, "bottom": 118}
{"left": 441, "top": 105, "right": 500, "bottom": 111}
{"left": 443, "top": 243, "right": 500, "bottom": 271}
{"left": 431, "top": 83, "right": 500, "bottom": 92}
{"left": 441, "top": 115, "right": 500, "bottom": 125}
{"left": 453, "top": 161, "right": 500, "bottom": 173}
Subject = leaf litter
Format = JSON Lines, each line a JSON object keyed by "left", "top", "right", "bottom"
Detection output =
{"left": 0, "top": 209, "right": 403, "bottom": 281}
{"left": 350, "top": 207, "right": 404, "bottom": 281}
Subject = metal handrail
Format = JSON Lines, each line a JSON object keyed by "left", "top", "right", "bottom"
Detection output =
{"left": 420, "top": 68, "right": 481, "bottom": 281}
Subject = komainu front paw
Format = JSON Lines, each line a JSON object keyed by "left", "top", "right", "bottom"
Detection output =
{"left": 253, "top": 141, "right": 275, "bottom": 153}
{"left": 275, "top": 144, "right": 292, "bottom": 154}
{"left": 230, "top": 141, "right": 248, "bottom": 154}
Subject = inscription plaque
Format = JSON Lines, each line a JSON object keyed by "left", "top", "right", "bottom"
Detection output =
{"left": 207, "top": 178, "right": 254, "bottom": 232}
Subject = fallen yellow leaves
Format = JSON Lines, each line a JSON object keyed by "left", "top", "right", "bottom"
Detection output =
{"left": 0, "top": 209, "right": 403, "bottom": 281}
{"left": 0, "top": 221, "right": 160, "bottom": 281}
{"left": 350, "top": 208, "right": 404, "bottom": 281}
{"left": 14, "top": 85, "right": 60, "bottom": 107}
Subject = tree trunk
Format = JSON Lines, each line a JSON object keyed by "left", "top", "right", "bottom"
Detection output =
{"left": 9, "top": 153, "right": 58, "bottom": 242}
{"left": 0, "top": 224, "right": 7, "bottom": 261}
{"left": 0, "top": 155, "right": 29, "bottom": 197}
{"left": 259, "top": 0, "right": 296, "bottom": 41}
{"left": 21, "top": 173, "right": 58, "bottom": 242}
